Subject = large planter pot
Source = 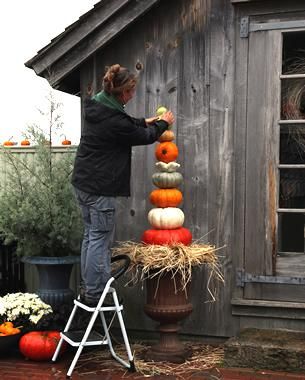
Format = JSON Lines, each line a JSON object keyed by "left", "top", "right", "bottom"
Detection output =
{"left": 144, "top": 271, "right": 193, "bottom": 363}
{"left": 22, "top": 256, "right": 80, "bottom": 308}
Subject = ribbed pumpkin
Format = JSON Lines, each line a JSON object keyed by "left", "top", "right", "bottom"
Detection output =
{"left": 148, "top": 207, "right": 184, "bottom": 229}
{"left": 158, "top": 130, "right": 175, "bottom": 142}
{"left": 61, "top": 138, "right": 71, "bottom": 145}
{"left": 3, "top": 141, "right": 14, "bottom": 146}
{"left": 152, "top": 172, "right": 183, "bottom": 189}
{"left": 150, "top": 188, "right": 183, "bottom": 207}
{"left": 21, "top": 139, "right": 30, "bottom": 146}
{"left": 142, "top": 227, "right": 192, "bottom": 246}
{"left": 155, "top": 161, "right": 180, "bottom": 173}
{"left": 155, "top": 142, "right": 178, "bottom": 163}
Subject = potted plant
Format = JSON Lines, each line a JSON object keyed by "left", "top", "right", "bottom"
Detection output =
{"left": 0, "top": 93, "right": 83, "bottom": 307}
{"left": 0, "top": 292, "right": 53, "bottom": 353}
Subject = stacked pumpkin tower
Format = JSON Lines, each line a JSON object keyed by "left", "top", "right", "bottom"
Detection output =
{"left": 142, "top": 107, "right": 192, "bottom": 246}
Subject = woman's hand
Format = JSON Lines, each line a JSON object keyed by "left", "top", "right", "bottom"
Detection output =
{"left": 145, "top": 116, "right": 159, "bottom": 125}
{"left": 160, "top": 110, "right": 174, "bottom": 125}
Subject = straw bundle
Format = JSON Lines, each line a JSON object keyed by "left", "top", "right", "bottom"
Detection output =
{"left": 75, "top": 342, "right": 224, "bottom": 378}
{"left": 112, "top": 241, "right": 224, "bottom": 296}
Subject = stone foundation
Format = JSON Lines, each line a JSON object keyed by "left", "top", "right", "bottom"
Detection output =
{"left": 224, "top": 328, "right": 305, "bottom": 372}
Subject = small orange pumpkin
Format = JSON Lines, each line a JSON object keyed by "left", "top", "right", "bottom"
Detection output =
{"left": 150, "top": 188, "right": 183, "bottom": 208}
{"left": 21, "top": 139, "right": 30, "bottom": 146}
{"left": 158, "top": 130, "right": 175, "bottom": 142}
{"left": 3, "top": 141, "right": 14, "bottom": 146}
{"left": 61, "top": 138, "right": 71, "bottom": 146}
{"left": 155, "top": 142, "right": 178, "bottom": 163}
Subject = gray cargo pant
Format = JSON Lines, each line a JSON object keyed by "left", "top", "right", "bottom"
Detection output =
{"left": 73, "top": 186, "right": 116, "bottom": 301}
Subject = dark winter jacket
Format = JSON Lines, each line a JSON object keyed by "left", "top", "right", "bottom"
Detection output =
{"left": 71, "top": 97, "right": 168, "bottom": 196}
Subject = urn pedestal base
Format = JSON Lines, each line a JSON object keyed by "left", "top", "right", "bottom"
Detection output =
{"left": 144, "top": 271, "right": 193, "bottom": 363}
{"left": 146, "top": 323, "right": 192, "bottom": 363}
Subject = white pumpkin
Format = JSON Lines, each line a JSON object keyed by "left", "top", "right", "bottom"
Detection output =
{"left": 152, "top": 172, "right": 183, "bottom": 189}
{"left": 148, "top": 207, "right": 184, "bottom": 229}
{"left": 155, "top": 161, "right": 180, "bottom": 173}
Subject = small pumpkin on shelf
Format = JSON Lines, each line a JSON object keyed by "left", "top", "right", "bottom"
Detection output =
{"left": 61, "top": 136, "right": 71, "bottom": 146}
{"left": 3, "top": 141, "right": 14, "bottom": 147}
{"left": 20, "top": 139, "right": 30, "bottom": 146}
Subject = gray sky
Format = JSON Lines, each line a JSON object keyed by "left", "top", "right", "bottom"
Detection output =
{"left": 0, "top": 0, "right": 97, "bottom": 145}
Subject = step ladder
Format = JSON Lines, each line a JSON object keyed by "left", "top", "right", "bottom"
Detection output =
{"left": 52, "top": 255, "right": 135, "bottom": 378}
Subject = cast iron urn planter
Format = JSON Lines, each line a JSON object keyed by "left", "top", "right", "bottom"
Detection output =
{"left": 22, "top": 256, "right": 80, "bottom": 308}
{"left": 144, "top": 271, "right": 193, "bottom": 363}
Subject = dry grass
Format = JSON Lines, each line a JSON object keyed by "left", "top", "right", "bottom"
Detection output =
{"left": 282, "top": 54, "right": 305, "bottom": 120}
{"left": 75, "top": 341, "right": 224, "bottom": 379}
{"left": 112, "top": 241, "right": 224, "bottom": 300}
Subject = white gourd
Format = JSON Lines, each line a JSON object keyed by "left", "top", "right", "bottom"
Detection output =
{"left": 152, "top": 172, "right": 183, "bottom": 189}
{"left": 148, "top": 207, "right": 184, "bottom": 229}
{"left": 155, "top": 161, "right": 180, "bottom": 173}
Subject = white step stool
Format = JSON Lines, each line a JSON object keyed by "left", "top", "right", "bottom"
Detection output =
{"left": 52, "top": 255, "right": 135, "bottom": 378}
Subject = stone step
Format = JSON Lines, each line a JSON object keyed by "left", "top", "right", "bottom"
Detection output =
{"left": 224, "top": 328, "right": 305, "bottom": 373}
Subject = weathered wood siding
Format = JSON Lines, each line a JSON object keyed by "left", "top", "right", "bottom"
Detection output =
{"left": 79, "top": 0, "right": 237, "bottom": 338}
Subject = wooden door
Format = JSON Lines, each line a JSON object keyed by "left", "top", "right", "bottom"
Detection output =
{"left": 241, "top": 16, "right": 305, "bottom": 303}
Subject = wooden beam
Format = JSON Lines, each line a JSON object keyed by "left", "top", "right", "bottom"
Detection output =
{"left": 25, "top": 0, "right": 130, "bottom": 74}
{"left": 27, "top": 0, "right": 160, "bottom": 89}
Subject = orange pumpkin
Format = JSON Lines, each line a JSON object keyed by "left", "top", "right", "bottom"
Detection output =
{"left": 19, "top": 331, "right": 66, "bottom": 361}
{"left": 142, "top": 227, "right": 192, "bottom": 246}
{"left": 3, "top": 141, "right": 14, "bottom": 146}
{"left": 155, "top": 142, "right": 178, "bottom": 163}
{"left": 150, "top": 188, "right": 183, "bottom": 207}
{"left": 61, "top": 138, "right": 71, "bottom": 146}
{"left": 21, "top": 139, "right": 30, "bottom": 146}
{"left": 0, "top": 321, "right": 20, "bottom": 335}
{"left": 158, "top": 130, "right": 175, "bottom": 142}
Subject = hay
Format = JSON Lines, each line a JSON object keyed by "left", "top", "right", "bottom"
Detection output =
{"left": 75, "top": 342, "right": 224, "bottom": 378}
{"left": 282, "top": 54, "right": 305, "bottom": 120}
{"left": 112, "top": 241, "right": 224, "bottom": 298}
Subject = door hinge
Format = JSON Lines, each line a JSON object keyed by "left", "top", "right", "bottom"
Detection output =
{"left": 236, "top": 268, "right": 305, "bottom": 287}
{"left": 240, "top": 17, "right": 249, "bottom": 38}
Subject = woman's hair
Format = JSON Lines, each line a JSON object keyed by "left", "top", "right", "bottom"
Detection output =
{"left": 103, "top": 64, "right": 137, "bottom": 95}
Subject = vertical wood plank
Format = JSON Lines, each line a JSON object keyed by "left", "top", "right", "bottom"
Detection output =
{"left": 244, "top": 30, "right": 281, "bottom": 294}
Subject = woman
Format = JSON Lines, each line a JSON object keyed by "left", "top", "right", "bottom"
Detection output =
{"left": 72, "top": 64, "right": 174, "bottom": 306}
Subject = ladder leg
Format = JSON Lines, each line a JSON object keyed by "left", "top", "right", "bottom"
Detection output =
{"left": 52, "top": 337, "right": 65, "bottom": 362}
{"left": 67, "top": 344, "right": 85, "bottom": 378}
{"left": 113, "top": 291, "right": 134, "bottom": 362}
{"left": 67, "top": 307, "right": 100, "bottom": 377}
{"left": 52, "top": 302, "right": 79, "bottom": 362}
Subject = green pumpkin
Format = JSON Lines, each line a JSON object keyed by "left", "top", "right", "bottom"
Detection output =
{"left": 152, "top": 172, "right": 183, "bottom": 189}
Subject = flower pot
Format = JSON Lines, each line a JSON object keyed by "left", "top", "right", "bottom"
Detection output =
{"left": 144, "top": 271, "right": 193, "bottom": 363}
{"left": 0, "top": 332, "right": 23, "bottom": 355}
{"left": 22, "top": 256, "right": 80, "bottom": 308}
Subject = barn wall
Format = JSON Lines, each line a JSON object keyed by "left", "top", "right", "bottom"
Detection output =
{"left": 79, "top": 0, "right": 238, "bottom": 338}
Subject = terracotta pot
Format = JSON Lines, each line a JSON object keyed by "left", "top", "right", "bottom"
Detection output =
{"left": 144, "top": 270, "right": 193, "bottom": 363}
